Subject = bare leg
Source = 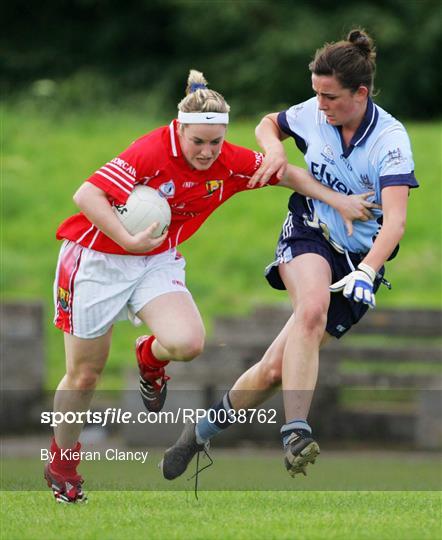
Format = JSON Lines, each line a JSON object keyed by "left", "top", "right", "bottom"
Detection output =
{"left": 54, "top": 329, "right": 112, "bottom": 448}
{"left": 136, "top": 291, "right": 205, "bottom": 362}
{"left": 229, "top": 315, "right": 331, "bottom": 410}
{"left": 279, "top": 254, "right": 331, "bottom": 422}
{"left": 229, "top": 315, "right": 293, "bottom": 409}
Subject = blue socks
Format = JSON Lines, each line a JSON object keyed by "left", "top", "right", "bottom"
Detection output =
{"left": 195, "top": 392, "right": 235, "bottom": 444}
{"left": 280, "top": 419, "right": 312, "bottom": 446}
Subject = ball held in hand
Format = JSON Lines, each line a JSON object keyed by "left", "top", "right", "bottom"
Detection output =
{"left": 114, "top": 186, "right": 171, "bottom": 237}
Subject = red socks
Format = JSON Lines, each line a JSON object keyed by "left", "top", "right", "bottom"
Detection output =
{"left": 50, "top": 437, "right": 81, "bottom": 476}
{"left": 138, "top": 335, "right": 170, "bottom": 370}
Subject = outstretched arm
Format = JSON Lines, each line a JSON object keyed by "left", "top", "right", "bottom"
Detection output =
{"left": 276, "top": 164, "right": 381, "bottom": 235}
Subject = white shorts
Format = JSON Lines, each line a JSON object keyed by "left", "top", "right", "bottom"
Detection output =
{"left": 53, "top": 241, "right": 190, "bottom": 339}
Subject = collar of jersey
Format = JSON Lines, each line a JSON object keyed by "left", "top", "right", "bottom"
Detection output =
{"left": 168, "top": 120, "right": 183, "bottom": 159}
{"left": 337, "top": 98, "right": 379, "bottom": 158}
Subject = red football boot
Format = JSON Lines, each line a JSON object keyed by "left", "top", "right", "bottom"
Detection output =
{"left": 44, "top": 463, "right": 87, "bottom": 504}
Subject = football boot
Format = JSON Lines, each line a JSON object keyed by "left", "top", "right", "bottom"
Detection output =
{"left": 44, "top": 463, "right": 87, "bottom": 504}
{"left": 160, "top": 422, "right": 209, "bottom": 480}
{"left": 136, "top": 335, "right": 170, "bottom": 413}
{"left": 284, "top": 431, "right": 320, "bottom": 477}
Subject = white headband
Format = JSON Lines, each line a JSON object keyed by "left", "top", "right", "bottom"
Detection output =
{"left": 177, "top": 111, "right": 229, "bottom": 124}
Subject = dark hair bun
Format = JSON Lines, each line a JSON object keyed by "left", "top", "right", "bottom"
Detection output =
{"left": 347, "top": 29, "right": 373, "bottom": 58}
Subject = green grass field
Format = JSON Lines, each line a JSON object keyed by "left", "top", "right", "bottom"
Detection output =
{"left": 1, "top": 490, "right": 441, "bottom": 540}
{"left": 1, "top": 450, "right": 441, "bottom": 540}
{"left": 2, "top": 450, "right": 441, "bottom": 491}
{"left": 2, "top": 104, "right": 441, "bottom": 388}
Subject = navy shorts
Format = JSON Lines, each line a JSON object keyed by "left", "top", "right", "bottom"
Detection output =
{"left": 265, "top": 193, "right": 384, "bottom": 339}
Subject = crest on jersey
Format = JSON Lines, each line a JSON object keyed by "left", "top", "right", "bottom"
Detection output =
{"left": 321, "top": 144, "right": 335, "bottom": 164}
{"left": 159, "top": 180, "right": 175, "bottom": 198}
{"left": 57, "top": 287, "right": 70, "bottom": 311}
{"left": 385, "top": 148, "right": 406, "bottom": 166}
{"left": 206, "top": 180, "right": 223, "bottom": 194}
{"left": 323, "top": 145, "right": 334, "bottom": 158}
{"left": 359, "top": 174, "right": 374, "bottom": 190}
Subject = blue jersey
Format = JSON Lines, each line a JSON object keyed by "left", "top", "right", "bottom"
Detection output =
{"left": 278, "top": 97, "right": 419, "bottom": 254}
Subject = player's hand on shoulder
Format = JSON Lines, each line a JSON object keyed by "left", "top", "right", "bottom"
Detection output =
{"left": 336, "top": 191, "right": 382, "bottom": 236}
{"left": 123, "top": 223, "right": 168, "bottom": 253}
{"left": 247, "top": 145, "right": 288, "bottom": 188}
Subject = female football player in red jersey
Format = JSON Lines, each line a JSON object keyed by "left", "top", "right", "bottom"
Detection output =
{"left": 45, "top": 69, "right": 378, "bottom": 503}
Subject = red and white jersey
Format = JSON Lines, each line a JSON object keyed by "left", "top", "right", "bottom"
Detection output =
{"left": 57, "top": 120, "right": 278, "bottom": 255}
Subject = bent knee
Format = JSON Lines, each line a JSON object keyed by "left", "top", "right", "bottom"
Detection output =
{"left": 168, "top": 334, "right": 205, "bottom": 361}
{"left": 297, "top": 304, "right": 328, "bottom": 335}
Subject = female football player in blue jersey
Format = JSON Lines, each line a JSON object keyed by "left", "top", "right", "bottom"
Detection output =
{"left": 161, "top": 29, "right": 419, "bottom": 482}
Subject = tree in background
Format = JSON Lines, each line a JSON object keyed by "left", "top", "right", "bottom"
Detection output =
{"left": 2, "top": 0, "right": 441, "bottom": 117}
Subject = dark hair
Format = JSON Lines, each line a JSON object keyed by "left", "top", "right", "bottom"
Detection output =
{"left": 309, "top": 29, "right": 376, "bottom": 94}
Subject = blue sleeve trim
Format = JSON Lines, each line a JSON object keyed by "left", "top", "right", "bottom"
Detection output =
{"left": 277, "top": 111, "right": 307, "bottom": 155}
{"left": 380, "top": 172, "right": 419, "bottom": 190}
{"left": 277, "top": 111, "right": 293, "bottom": 136}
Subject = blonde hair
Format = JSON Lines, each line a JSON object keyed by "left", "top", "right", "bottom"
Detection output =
{"left": 178, "top": 70, "right": 230, "bottom": 115}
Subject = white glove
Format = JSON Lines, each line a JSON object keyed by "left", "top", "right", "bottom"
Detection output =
{"left": 329, "top": 263, "right": 377, "bottom": 309}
